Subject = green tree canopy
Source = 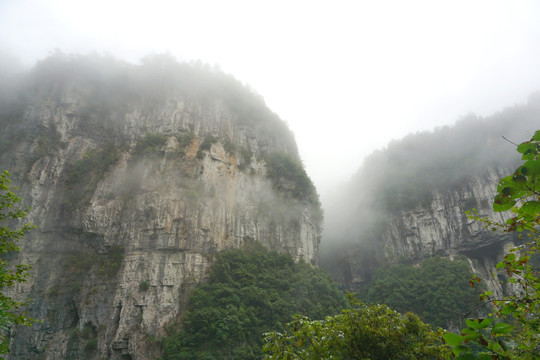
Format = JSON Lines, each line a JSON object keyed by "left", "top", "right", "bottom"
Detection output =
{"left": 262, "top": 294, "right": 451, "bottom": 360}
{"left": 161, "top": 241, "right": 347, "bottom": 359}
{"left": 362, "top": 257, "right": 483, "bottom": 329}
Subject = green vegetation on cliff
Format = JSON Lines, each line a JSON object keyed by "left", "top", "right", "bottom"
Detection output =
{"left": 161, "top": 241, "right": 347, "bottom": 359}
{"left": 265, "top": 152, "right": 319, "bottom": 205}
{"left": 133, "top": 133, "right": 168, "bottom": 157}
{"left": 333, "top": 106, "right": 539, "bottom": 216}
{"left": 63, "top": 142, "right": 124, "bottom": 211}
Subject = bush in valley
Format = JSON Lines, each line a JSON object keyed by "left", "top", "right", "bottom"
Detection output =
{"left": 161, "top": 241, "right": 347, "bottom": 359}
{"left": 360, "top": 256, "right": 483, "bottom": 329}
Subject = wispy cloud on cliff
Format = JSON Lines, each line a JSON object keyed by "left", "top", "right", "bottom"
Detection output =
{"left": 1, "top": 0, "right": 540, "bottom": 196}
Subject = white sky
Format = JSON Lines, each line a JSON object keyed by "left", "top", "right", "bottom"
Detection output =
{"left": 1, "top": 0, "right": 540, "bottom": 198}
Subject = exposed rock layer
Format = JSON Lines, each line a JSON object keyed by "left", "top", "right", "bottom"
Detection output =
{"left": 1, "top": 59, "right": 321, "bottom": 359}
{"left": 323, "top": 168, "right": 519, "bottom": 296}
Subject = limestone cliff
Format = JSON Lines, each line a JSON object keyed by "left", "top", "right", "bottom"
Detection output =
{"left": 321, "top": 103, "right": 540, "bottom": 294}
{"left": 323, "top": 168, "right": 516, "bottom": 294}
{"left": 0, "top": 54, "right": 321, "bottom": 359}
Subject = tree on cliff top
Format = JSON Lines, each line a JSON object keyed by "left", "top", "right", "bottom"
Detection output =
{"left": 0, "top": 170, "right": 34, "bottom": 355}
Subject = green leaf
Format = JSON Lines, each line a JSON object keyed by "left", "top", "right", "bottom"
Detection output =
{"left": 523, "top": 159, "right": 540, "bottom": 177}
{"left": 500, "top": 303, "right": 516, "bottom": 315}
{"left": 491, "top": 322, "right": 513, "bottom": 335}
{"left": 461, "top": 330, "right": 480, "bottom": 342}
{"left": 493, "top": 194, "right": 515, "bottom": 212}
{"left": 453, "top": 345, "right": 469, "bottom": 357}
{"left": 465, "top": 318, "right": 480, "bottom": 329}
{"left": 463, "top": 318, "right": 493, "bottom": 330}
{"left": 512, "top": 174, "right": 527, "bottom": 186}
{"left": 477, "top": 354, "right": 495, "bottom": 360}
{"left": 520, "top": 201, "right": 540, "bottom": 217}
{"left": 480, "top": 318, "right": 493, "bottom": 329}
{"left": 504, "top": 253, "right": 516, "bottom": 261}
{"left": 443, "top": 332, "right": 464, "bottom": 346}
{"left": 517, "top": 141, "right": 534, "bottom": 155}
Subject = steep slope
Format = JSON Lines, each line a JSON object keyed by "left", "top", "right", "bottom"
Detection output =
{"left": 0, "top": 53, "right": 321, "bottom": 359}
{"left": 322, "top": 98, "right": 540, "bottom": 293}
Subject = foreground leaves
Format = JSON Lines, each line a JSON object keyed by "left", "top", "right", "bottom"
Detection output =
{"left": 0, "top": 170, "right": 34, "bottom": 356}
{"left": 446, "top": 130, "right": 540, "bottom": 359}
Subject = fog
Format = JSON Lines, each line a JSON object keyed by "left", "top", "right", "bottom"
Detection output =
{"left": 322, "top": 107, "right": 539, "bottom": 244}
{"left": 2, "top": 1, "right": 540, "bottom": 200}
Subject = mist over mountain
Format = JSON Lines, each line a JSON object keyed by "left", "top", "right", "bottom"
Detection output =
{"left": 321, "top": 96, "right": 539, "bottom": 288}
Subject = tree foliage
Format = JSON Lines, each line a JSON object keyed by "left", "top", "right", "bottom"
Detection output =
{"left": 445, "top": 130, "right": 540, "bottom": 359}
{"left": 493, "top": 130, "right": 540, "bottom": 231}
{"left": 362, "top": 257, "right": 483, "bottom": 329}
{"left": 262, "top": 294, "right": 451, "bottom": 359}
{"left": 0, "top": 170, "right": 34, "bottom": 355}
{"left": 265, "top": 152, "right": 319, "bottom": 205}
{"left": 161, "top": 241, "right": 347, "bottom": 359}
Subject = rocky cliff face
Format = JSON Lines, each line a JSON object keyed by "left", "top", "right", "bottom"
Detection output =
{"left": 0, "top": 55, "right": 321, "bottom": 359}
{"left": 321, "top": 109, "right": 539, "bottom": 295}
{"left": 378, "top": 167, "right": 511, "bottom": 260}
{"left": 323, "top": 167, "right": 518, "bottom": 296}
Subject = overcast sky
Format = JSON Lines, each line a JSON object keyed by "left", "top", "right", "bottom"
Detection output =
{"left": 1, "top": 0, "right": 540, "bottom": 197}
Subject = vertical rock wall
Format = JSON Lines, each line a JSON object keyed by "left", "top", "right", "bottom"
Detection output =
{"left": 1, "top": 80, "right": 321, "bottom": 359}
{"left": 323, "top": 167, "right": 517, "bottom": 293}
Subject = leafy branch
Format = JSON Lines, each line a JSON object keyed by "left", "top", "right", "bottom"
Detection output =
{"left": 0, "top": 170, "right": 35, "bottom": 355}
{"left": 444, "top": 130, "right": 540, "bottom": 359}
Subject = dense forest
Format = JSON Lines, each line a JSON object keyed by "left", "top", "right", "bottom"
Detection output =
{"left": 161, "top": 241, "right": 346, "bottom": 359}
